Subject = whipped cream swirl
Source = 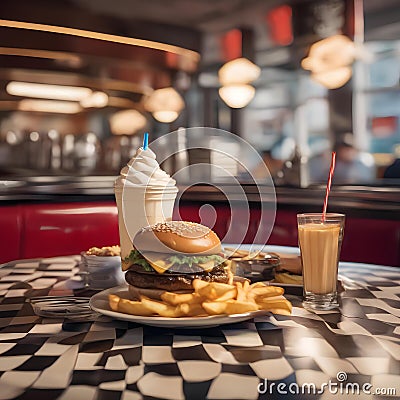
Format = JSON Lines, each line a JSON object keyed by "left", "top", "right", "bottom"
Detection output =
{"left": 115, "top": 147, "right": 176, "bottom": 188}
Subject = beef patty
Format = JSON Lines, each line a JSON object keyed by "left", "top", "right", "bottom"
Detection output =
{"left": 125, "top": 265, "right": 229, "bottom": 291}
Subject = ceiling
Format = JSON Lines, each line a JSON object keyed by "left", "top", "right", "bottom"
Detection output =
{"left": 0, "top": 0, "right": 205, "bottom": 113}
{"left": 0, "top": 0, "right": 399, "bottom": 116}
{"left": 69, "top": 0, "right": 282, "bottom": 32}
{"left": 69, "top": 0, "right": 400, "bottom": 34}
{"left": 66, "top": 0, "right": 400, "bottom": 68}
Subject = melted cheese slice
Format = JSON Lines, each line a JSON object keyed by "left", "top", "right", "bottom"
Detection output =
{"left": 142, "top": 252, "right": 216, "bottom": 274}
{"left": 147, "top": 259, "right": 173, "bottom": 274}
{"left": 198, "top": 260, "right": 215, "bottom": 272}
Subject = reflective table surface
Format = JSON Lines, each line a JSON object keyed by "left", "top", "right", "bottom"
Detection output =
{"left": 0, "top": 246, "right": 399, "bottom": 399}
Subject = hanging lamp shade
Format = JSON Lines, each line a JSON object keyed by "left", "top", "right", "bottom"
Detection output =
{"left": 218, "top": 57, "right": 261, "bottom": 86}
{"left": 144, "top": 87, "right": 185, "bottom": 123}
{"left": 301, "top": 35, "right": 355, "bottom": 89}
{"left": 311, "top": 67, "right": 352, "bottom": 89}
{"left": 110, "top": 109, "right": 147, "bottom": 135}
{"left": 219, "top": 84, "right": 255, "bottom": 108}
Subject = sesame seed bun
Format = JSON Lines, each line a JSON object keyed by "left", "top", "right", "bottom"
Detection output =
{"left": 133, "top": 221, "right": 222, "bottom": 255}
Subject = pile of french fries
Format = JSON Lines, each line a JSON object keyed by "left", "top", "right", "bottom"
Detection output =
{"left": 109, "top": 279, "right": 292, "bottom": 318}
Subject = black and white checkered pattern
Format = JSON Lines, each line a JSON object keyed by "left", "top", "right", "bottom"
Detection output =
{"left": 0, "top": 255, "right": 399, "bottom": 399}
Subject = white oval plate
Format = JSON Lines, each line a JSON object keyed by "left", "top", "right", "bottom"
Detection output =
{"left": 89, "top": 285, "right": 269, "bottom": 328}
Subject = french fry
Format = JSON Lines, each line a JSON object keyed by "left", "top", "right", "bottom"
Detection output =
{"left": 224, "top": 247, "right": 249, "bottom": 257}
{"left": 236, "top": 282, "right": 247, "bottom": 302}
{"left": 227, "top": 268, "right": 234, "bottom": 285}
{"left": 250, "top": 282, "right": 267, "bottom": 289}
{"left": 225, "top": 300, "right": 258, "bottom": 314}
{"left": 161, "top": 292, "right": 202, "bottom": 306}
{"left": 257, "top": 295, "right": 285, "bottom": 301}
{"left": 109, "top": 294, "right": 120, "bottom": 311}
{"left": 202, "top": 301, "right": 228, "bottom": 315}
{"left": 274, "top": 273, "right": 303, "bottom": 285}
{"left": 269, "top": 308, "right": 292, "bottom": 316}
{"left": 256, "top": 298, "right": 292, "bottom": 313}
{"left": 195, "top": 282, "right": 232, "bottom": 301}
{"left": 178, "top": 303, "right": 206, "bottom": 317}
{"left": 118, "top": 298, "right": 154, "bottom": 316}
{"left": 225, "top": 247, "right": 268, "bottom": 260}
{"left": 193, "top": 279, "right": 209, "bottom": 292}
{"left": 249, "top": 285, "right": 284, "bottom": 299}
{"left": 140, "top": 297, "right": 182, "bottom": 318}
{"left": 211, "top": 282, "right": 237, "bottom": 299}
{"left": 214, "top": 288, "right": 237, "bottom": 302}
{"left": 196, "top": 283, "right": 215, "bottom": 299}
{"left": 244, "top": 251, "right": 265, "bottom": 260}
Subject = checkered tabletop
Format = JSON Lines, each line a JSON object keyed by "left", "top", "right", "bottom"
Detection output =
{"left": 0, "top": 252, "right": 399, "bottom": 400}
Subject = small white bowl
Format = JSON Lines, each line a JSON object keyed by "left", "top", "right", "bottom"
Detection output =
{"left": 85, "top": 255, "right": 121, "bottom": 267}
{"left": 80, "top": 253, "right": 124, "bottom": 289}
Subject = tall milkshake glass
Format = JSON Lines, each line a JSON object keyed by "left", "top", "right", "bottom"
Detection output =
{"left": 114, "top": 146, "right": 178, "bottom": 266}
{"left": 297, "top": 213, "right": 345, "bottom": 310}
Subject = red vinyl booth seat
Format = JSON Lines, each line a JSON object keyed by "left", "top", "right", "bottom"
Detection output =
{"left": 0, "top": 202, "right": 119, "bottom": 262}
{"left": 0, "top": 201, "right": 399, "bottom": 266}
{"left": 176, "top": 204, "right": 400, "bottom": 267}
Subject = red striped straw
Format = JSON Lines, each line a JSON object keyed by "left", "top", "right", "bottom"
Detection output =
{"left": 322, "top": 151, "right": 336, "bottom": 222}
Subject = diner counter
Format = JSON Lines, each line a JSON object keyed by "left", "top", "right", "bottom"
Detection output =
{"left": 1, "top": 176, "right": 400, "bottom": 218}
{"left": 0, "top": 245, "right": 399, "bottom": 400}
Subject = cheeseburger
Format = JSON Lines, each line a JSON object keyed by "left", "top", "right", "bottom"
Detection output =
{"left": 122, "top": 221, "right": 229, "bottom": 299}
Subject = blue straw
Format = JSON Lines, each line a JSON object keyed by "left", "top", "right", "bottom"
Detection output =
{"left": 143, "top": 132, "right": 149, "bottom": 150}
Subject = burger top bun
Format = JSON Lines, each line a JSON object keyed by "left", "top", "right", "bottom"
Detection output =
{"left": 133, "top": 221, "right": 221, "bottom": 255}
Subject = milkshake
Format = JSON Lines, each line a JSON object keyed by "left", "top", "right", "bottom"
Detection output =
{"left": 297, "top": 213, "right": 345, "bottom": 310}
{"left": 114, "top": 146, "right": 178, "bottom": 266}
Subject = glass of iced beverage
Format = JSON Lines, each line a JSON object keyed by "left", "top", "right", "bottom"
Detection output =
{"left": 297, "top": 213, "right": 345, "bottom": 310}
